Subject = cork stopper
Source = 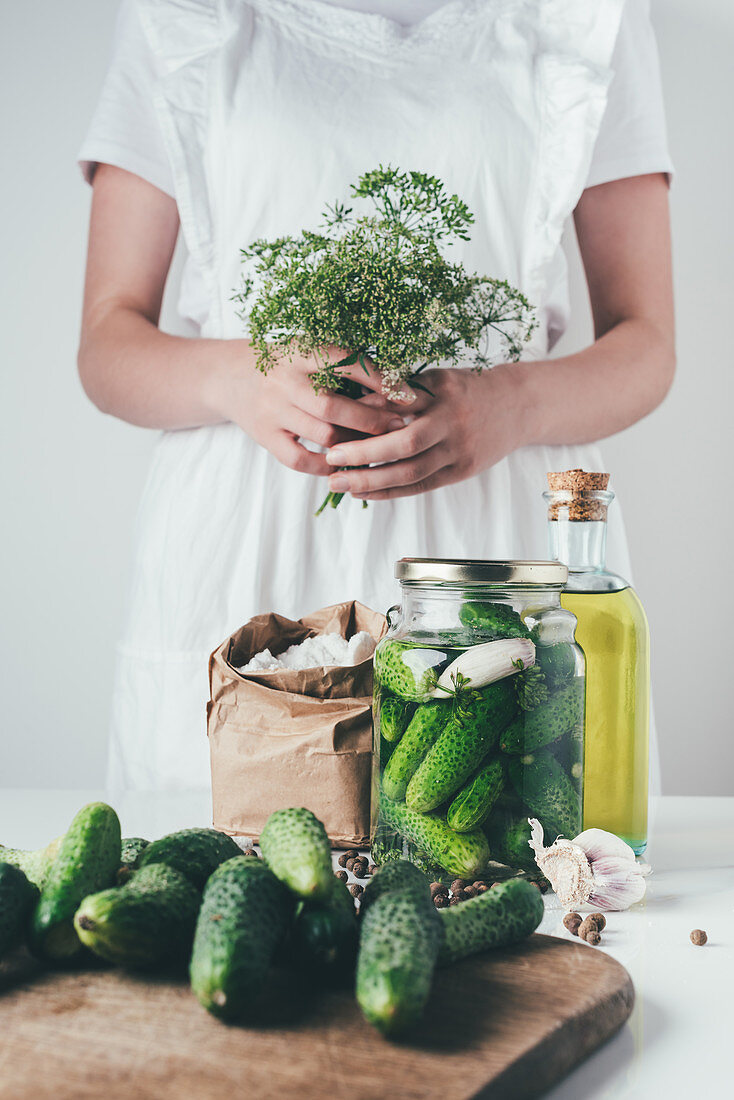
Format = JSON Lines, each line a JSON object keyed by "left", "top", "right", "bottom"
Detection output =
{"left": 546, "top": 469, "right": 611, "bottom": 522}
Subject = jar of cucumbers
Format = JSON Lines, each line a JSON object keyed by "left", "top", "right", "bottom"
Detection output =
{"left": 371, "top": 558, "right": 585, "bottom": 882}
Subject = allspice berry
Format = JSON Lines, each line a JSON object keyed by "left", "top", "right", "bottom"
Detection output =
{"left": 433, "top": 894, "right": 449, "bottom": 909}
{"left": 587, "top": 913, "right": 606, "bottom": 931}
{"left": 690, "top": 929, "right": 707, "bottom": 946}
{"left": 450, "top": 879, "right": 466, "bottom": 895}
{"left": 463, "top": 885, "right": 477, "bottom": 899}
{"left": 348, "top": 883, "right": 364, "bottom": 899}
{"left": 585, "top": 930, "right": 602, "bottom": 946}
{"left": 578, "top": 916, "right": 603, "bottom": 944}
{"left": 352, "top": 860, "right": 368, "bottom": 880}
{"left": 475, "top": 884, "right": 489, "bottom": 894}
{"left": 430, "top": 882, "right": 448, "bottom": 899}
{"left": 337, "top": 853, "right": 349, "bottom": 868}
{"left": 368, "top": 864, "right": 377, "bottom": 875}
{"left": 563, "top": 912, "right": 583, "bottom": 936}
{"left": 449, "top": 896, "right": 463, "bottom": 906}
{"left": 242, "top": 848, "right": 259, "bottom": 858}
{"left": 335, "top": 869, "right": 348, "bottom": 882}
{"left": 345, "top": 858, "right": 357, "bottom": 872}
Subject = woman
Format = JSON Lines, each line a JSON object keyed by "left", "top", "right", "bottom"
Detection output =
{"left": 78, "top": 0, "right": 674, "bottom": 792}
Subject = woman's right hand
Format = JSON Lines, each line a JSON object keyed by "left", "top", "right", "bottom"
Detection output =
{"left": 207, "top": 342, "right": 409, "bottom": 477}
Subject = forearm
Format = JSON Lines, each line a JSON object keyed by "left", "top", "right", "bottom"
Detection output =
{"left": 514, "top": 316, "right": 676, "bottom": 447}
{"left": 78, "top": 304, "right": 247, "bottom": 430}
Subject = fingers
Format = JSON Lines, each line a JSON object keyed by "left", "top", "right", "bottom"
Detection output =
{"left": 303, "top": 390, "right": 406, "bottom": 437}
{"left": 273, "top": 433, "right": 332, "bottom": 477}
{"left": 287, "top": 411, "right": 353, "bottom": 451}
{"left": 325, "top": 413, "right": 443, "bottom": 469}
{"left": 319, "top": 346, "right": 388, "bottom": 396}
{"left": 342, "top": 464, "right": 462, "bottom": 502}
{"left": 328, "top": 443, "right": 449, "bottom": 496}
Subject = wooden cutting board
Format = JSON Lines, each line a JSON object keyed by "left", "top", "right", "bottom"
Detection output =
{"left": 0, "top": 934, "right": 633, "bottom": 1100}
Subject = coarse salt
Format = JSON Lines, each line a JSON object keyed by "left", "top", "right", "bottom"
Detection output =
{"left": 238, "top": 631, "right": 376, "bottom": 673}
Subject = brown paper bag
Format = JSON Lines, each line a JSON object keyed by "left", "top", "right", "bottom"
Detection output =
{"left": 208, "top": 600, "right": 386, "bottom": 848}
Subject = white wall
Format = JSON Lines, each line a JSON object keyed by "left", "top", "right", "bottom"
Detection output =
{"left": 1, "top": 1, "right": 732, "bottom": 793}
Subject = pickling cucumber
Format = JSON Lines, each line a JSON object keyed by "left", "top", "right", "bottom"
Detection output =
{"left": 438, "top": 878, "right": 544, "bottom": 964}
{"left": 138, "top": 828, "right": 241, "bottom": 889}
{"left": 381, "top": 701, "right": 451, "bottom": 801}
{"left": 459, "top": 601, "right": 531, "bottom": 640}
{"left": 507, "top": 751, "right": 581, "bottom": 838}
{"left": 373, "top": 641, "right": 447, "bottom": 701}
{"left": 500, "top": 681, "right": 584, "bottom": 754}
{"left": 356, "top": 887, "right": 442, "bottom": 1036}
{"left": 379, "top": 695, "right": 414, "bottom": 743}
{"left": 485, "top": 813, "right": 539, "bottom": 873}
{"left": 0, "top": 863, "right": 37, "bottom": 959}
{"left": 260, "top": 807, "right": 333, "bottom": 900}
{"left": 406, "top": 680, "right": 517, "bottom": 812}
{"left": 446, "top": 757, "right": 505, "bottom": 832}
{"left": 117, "top": 837, "right": 149, "bottom": 884}
{"left": 190, "top": 857, "right": 293, "bottom": 1019}
{"left": 289, "top": 875, "right": 358, "bottom": 982}
{"left": 380, "top": 793, "right": 490, "bottom": 879}
{"left": 0, "top": 836, "right": 63, "bottom": 891}
{"left": 30, "top": 802, "right": 121, "bottom": 961}
{"left": 361, "top": 859, "right": 431, "bottom": 913}
{"left": 74, "top": 863, "right": 201, "bottom": 969}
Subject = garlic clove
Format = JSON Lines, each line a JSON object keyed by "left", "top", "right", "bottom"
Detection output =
{"left": 433, "top": 638, "right": 535, "bottom": 697}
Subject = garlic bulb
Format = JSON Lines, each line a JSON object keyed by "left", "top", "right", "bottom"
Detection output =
{"left": 433, "top": 638, "right": 535, "bottom": 697}
{"left": 527, "top": 819, "right": 648, "bottom": 911}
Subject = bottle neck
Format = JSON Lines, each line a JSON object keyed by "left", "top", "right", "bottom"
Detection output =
{"left": 548, "top": 519, "right": 608, "bottom": 574}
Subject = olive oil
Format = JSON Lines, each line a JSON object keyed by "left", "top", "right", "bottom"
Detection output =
{"left": 545, "top": 470, "right": 650, "bottom": 854}
{"left": 560, "top": 587, "right": 649, "bottom": 852}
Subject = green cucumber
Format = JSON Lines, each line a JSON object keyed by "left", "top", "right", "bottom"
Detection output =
{"left": 361, "top": 859, "right": 431, "bottom": 914}
{"left": 485, "top": 813, "right": 539, "bottom": 873}
{"left": 356, "top": 888, "right": 442, "bottom": 1036}
{"left": 138, "top": 827, "right": 241, "bottom": 889}
{"left": 438, "top": 878, "right": 544, "bottom": 964}
{"left": 31, "top": 802, "right": 121, "bottom": 961}
{"left": 380, "top": 793, "right": 489, "bottom": 879}
{"left": 537, "top": 642, "right": 578, "bottom": 688}
{"left": 507, "top": 751, "right": 581, "bottom": 838}
{"left": 379, "top": 695, "right": 414, "bottom": 743}
{"left": 289, "top": 876, "right": 358, "bottom": 982}
{"left": 0, "top": 836, "right": 63, "bottom": 891}
{"left": 190, "top": 858, "right": 293, "bottom": 1019}
{"left": 0, "top": 863, "right": 38, "bottom": 959}
{"left": 406, "top": 680, "right": 517, "bottom": 812}
{"left": 117, "top": 837, "right": 149, "bottom": 884}
{"left": 74, "top": 863, "right": 201, "bottom": 968}
{"left": 373, "top": 641, "right": 447, "bottom": 702}
{"left": 446, "top": 757, "right": 505, "bottom": 832}
{"left": 459, "top": 601, "right": 530, "bottom": 639}
{"left": 500, "top": 681, "right": 584, "bottom": 754}
{"left": 260, "top": 807, "right": 333, "bottom": 900}
{"left": 381, "top": 701, "right": 451, "bottom": 801}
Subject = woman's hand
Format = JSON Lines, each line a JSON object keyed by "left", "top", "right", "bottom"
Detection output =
{"left": 323, "top": 364, "right": 530, "bottom": 500}
{"left": 207, "top": 344, "right": 406, "bottom": 477}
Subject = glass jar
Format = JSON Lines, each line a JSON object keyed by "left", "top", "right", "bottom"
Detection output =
{"left": 371, "top": 558, "right": 585, "bottom": 882}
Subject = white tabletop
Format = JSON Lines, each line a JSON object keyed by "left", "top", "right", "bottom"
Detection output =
{"left": 0, "top": 791, "right": 730, "bottom": 1097}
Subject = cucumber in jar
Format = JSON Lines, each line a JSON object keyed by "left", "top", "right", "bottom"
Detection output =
{"left": 381, "top": 700, "right": 452, "bottom": 801}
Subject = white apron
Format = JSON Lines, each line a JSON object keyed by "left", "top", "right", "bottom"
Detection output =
{"left": 109, "top": 0, "right": 635, "bottom": 792}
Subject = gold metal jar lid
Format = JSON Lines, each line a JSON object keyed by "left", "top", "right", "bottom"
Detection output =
{"left": 395, "top": 558, "right": 568, "bottom": 586}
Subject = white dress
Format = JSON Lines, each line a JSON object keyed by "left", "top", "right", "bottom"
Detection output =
{"left": 80, "top": 0, "right": 672, "bottom": 793}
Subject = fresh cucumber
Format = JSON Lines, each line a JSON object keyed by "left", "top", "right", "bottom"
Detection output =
{"left": 507, "top": 751, "right": 581, "bottom": 838}
{"left": 30, "top": 802, "right": 121, "bottom": 961}
{"left": 356, "top": 887, "right": 442, "bottom": 1036}
{"left": 381, "top": 701, "right": 451, "bottom": 801}
{"left": 260, "top": 807, "right": 333, "bottom": 900}
{"left": 138, "top": 827, "right": 241, "bottom": 889}
{"left": 406, "top": 680, "right": 516, "bottom": 812}
{"left": 117, "top": 837, "right": 149, "bottom": 884}
{"left": 0, "top": 863, "right": 38, "bottom": 959}
{"left": 380, "top": 793, "right": 489, "bottom": 879}
{"left": 190, "top": 858, "right": 293, "bottom": 1019}
{"left": 289, "top": 875, "right": 357, "bottom": 982}
{"left": 446, "top": 757, "right": 505, "bottom": 832}
{"left": 361, "top": 858, "right": 431, "bottom": 913}
{"left": 0, "top": 836, "right": 63, "bottom": 891}
{"left": 74, "top": 863, "right": 201, "bottom": 968}
{"left": 438, "top": 878, "right": 544, "bottom": 964}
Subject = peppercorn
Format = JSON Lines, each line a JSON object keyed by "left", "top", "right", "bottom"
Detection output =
{"left": 433, "top": 894, "right": 449, "bottom": 909}
{"left": 585, "top": 930, "right": 602, "bottom": 946}
{"left": 335, "top": 869, "right": 348, "bottom": 882}
{"left": 587, "top": 913, "right": 606, "bottom": 931}
{"left": 348, "top": 883, "right": 364, "bottom": 899}
{"left": 430, "top": 882, "right": 448, "bottom": 898}
{"left": 563, "top": 912, "right": 582, "bottom": 936}
{"left": 690, "top": 929, "right": 707, "bottom": 946}
{"left": 450, "top": 879, "right": 466, "bottom": 895}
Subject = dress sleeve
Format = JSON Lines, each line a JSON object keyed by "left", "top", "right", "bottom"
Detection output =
{"left": 78, "top": 0, "right": 175, "bottom": 197}
{"left": 585, "top": 0, "right": 673, "bottom": 188}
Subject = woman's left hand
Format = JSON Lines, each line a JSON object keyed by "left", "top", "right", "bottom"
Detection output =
{"left": 324, "top": 365, "right": 530, "bottom": 501}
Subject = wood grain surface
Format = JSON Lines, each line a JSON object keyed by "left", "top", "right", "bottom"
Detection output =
{"left": 0, "top": 934, "right": 633, "bottom": 1100}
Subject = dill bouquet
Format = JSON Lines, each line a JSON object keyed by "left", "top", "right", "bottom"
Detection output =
{"left": 234, "top": 167, "right": 537, "bottom": 512}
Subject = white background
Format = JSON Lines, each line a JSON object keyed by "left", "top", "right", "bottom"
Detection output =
{"left": 1, "top": 1, "right": 732, "bottom": 794}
